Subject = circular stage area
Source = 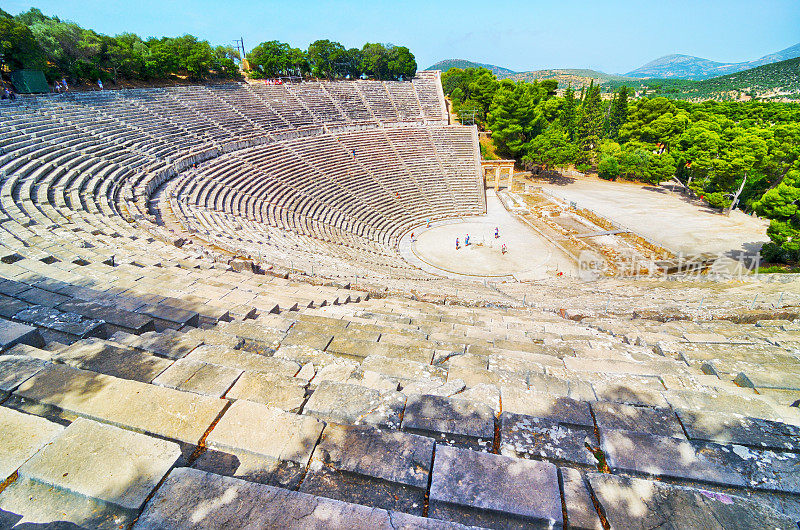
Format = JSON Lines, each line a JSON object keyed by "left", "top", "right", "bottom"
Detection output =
{"left": 403, "top": 191, "right": 576, "bottom": 280}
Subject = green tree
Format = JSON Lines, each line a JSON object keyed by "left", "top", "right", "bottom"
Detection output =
{"left": 607, "top": 86, "right": 629, "bottom": 139}
{"left": 0, "top": 9, "right": 45, "bottom": 70}
{"left": 307, "top": 39, "right": 345, "bottom": 78}
{"left": 560, "top": 85, "right": 577, "bottom": 140}
{"left": 387, "top": 45, "right": 416, "bottom": 80}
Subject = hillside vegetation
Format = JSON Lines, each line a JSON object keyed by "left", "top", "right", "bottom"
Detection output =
{"left": 607, "top": 56, "right": 800, "bottom": 102}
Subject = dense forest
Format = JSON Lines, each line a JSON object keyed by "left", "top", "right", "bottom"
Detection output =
{"left": 0, "top": 8, "right": 417, "bottom": 84}
{"left": 444, "top": 67, "right": 800, "bottom": 263}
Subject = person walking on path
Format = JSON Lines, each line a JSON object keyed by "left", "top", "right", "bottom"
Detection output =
{"left": 455, "top": 238, "right": 460, "bottom": 250}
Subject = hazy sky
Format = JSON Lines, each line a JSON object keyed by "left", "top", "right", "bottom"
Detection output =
{"left": 6, "top": 0, "right": 800, "bottom": 74}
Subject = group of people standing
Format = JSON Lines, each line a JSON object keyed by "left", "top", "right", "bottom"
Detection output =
{"left": 53, "top": 78, "right": 104, "bottom": 94}
{"left": 455, "top": 227, "right": 506, "bottom": 254}
{"left": 1, "top": 87, "right": 16, "bottom": 101}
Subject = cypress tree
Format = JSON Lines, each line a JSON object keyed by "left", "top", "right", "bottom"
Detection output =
{"left": 607, "top": 86, "right": 629, "bottom": 139}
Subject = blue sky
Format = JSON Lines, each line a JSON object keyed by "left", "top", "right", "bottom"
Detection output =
{"left": 6, "top": 0, "right": 800, "bottom": 74}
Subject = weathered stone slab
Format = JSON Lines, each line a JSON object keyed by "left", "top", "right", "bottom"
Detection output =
{"left": 57, "top": 298, "right": 155, "bottom": 334}
{"left": 14, "top": 305, "right": 105, "bottom": 339}
{"left": 429, "top": 445, "right": 563, "bottom": 529}
{"left": 346, "top": 370, "right": 398, "bottom": 392}
{"left": 187, "top": 344, "right": 299, "bottom": 376}
{"left": 0, "top": 320, "right": 44, "bottom": 351}
{"left": 53, "top": 338, "right": 173, "bottom": 383}
{"left": 139, "top": 303, "right": 199, "bottom": 328}
{"left": 0, "top": 354, "right": 48, "bottom": 396}
{"left": 528, "top": 372, "right": 596, "bottom": 401}
{"left": 1, "top": 417, "right": 180, "bottom": 528}
{"left": 560, "top": 468, "right": 603, "bottom": 530}
{"left": 665, "top": 389, "right": 779, "bottom": 420}
{"left": 13, "top": 363, "right": 226, "bottom": 445}
{"left": 110, "top": 329, "right": 202, "bottom": 359}
{"left": 0, "top": 406, "right": 63, "bottom": 481}
{"left": 303, "top": 380, "right": 405, "bottom": 428}
{"left": 589, "top": 472, "right": 797, "bottom": 530}
{"left": 592, "top": 401, "right": 685, "bottom": 438}
{"left": 734, "top": 369, "right": 800, "bottom": 391}
{"left": 192, "top": 446, "right": 305, "bottom": 489}
{"left": 273, "top": 343, "right": 345, "bottom": 368}
{"left": 592, "top": 377, "right": 668, "bottom": 408}
{"left": 216, "top": 320, "right": 286, "bottom": 351}
{"left": 402, "top": 394, "right": 494, "bottom": 451}
{"left": 691, "top": 440, "right": 800, "bottom": 494}
{"left": 360, "top": 354, "right": 445, "bottom": 384}
{"left": 601, "top": 430, "right": 746, "bottom": 487}
{"left": 182, "top": 327, "right": 244, "bottom": 349}
{"left": 281, "top": 328, "right": 333, "bottom": 351}
{"left": 134, "top": 467, "right": 465, "bottom": 529}
{"left": 206, "top": 400, "right": 323, "bottom": 466}
{"left": 152, "top": 358, "right": 241, "bottom": 397}
{"left": 300, "top": 423, "right": 435, "bottom": 516}
{"left": 225, "top": 371, "right": 307, "bottom": 412}
{"left": 328, "top": 336, "right": 433, "bottom": 363}
{"left": 501, "top": 387, "right": 594, "bottom": 426}
{"left": 402, "top": 378, "right": 466, "bottom": 397}
{"left": 313, "top": 361, "right": 359, "bottom": 384}
{"left": 677, "top": 410, "right": 800, "bottom": 452}
{"left": 500, "top": 412, "right": 596, "bottom": 466}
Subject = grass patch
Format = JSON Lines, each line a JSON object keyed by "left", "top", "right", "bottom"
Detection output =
{"left": 758, "top": 264, "right": 800, "bottom": 274}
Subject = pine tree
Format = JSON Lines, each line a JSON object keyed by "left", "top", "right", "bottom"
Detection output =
{"left": 607, "top": 86, "right": 629, "bottom": 139}
{"left": 576, "top": 81, "right": 603, "bottom": 153}
{"left": 561, "top": 85, "right": 577, "bottom": 141}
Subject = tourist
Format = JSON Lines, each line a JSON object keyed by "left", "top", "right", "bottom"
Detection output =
{"left": 1, "top": 88, "right": 8, "bottom": 100}
{"left": 495, "top": 227, "right": 499, "bottom": 238}
{"left": 61, "top": 78, "right": 68, "bottom": 91}
{"left": 97, "top": 79, "right": 103, "bottom": 90}
{"left": 465, "top": 234, "right": 470, "bottom": 246}
{"left": 54, "top": 81, "right": 62, "bottom": 94}
{"left": 501, "top": 243, "right": 507, "bottom": 254}
{"left": 410, "top": 232, "right": 414, "bottom": 242}
{"left": 455, "top": 238, "right": 460, "bottom": 250}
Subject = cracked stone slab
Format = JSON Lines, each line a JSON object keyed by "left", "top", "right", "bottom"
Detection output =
{"left": 500, "top": 412, "right": 597, "bottom": 467}
{"left": 110, "top": 329, "right": 203, "bottom": 359}
{"left": 303, "top": 380, "right": 405, "bottom": 428}
{"left": 3, "top": 417, "right": 180, "bottom": 528}
{"left": 360, "top": 354, "right": 446, "bottom": 384}
{"left": 192, "top": 446, "right": 305, "bottom": 490}
{"left": 52, "top": 338, "right": 173, "bottom": 383}
{"left": 216, "top": 320, "right": 285, "bottom": 351}
{"left": 600, "top": 430, "right": 747, "bottom": 488}
{"left": 300, "top": 423, "right": 435, "bottom": 516}
{"left": 14, "top": 305, "right": 105, "bottom": 339}
{"left": 429, "top": 444, "right": 563, "bottom": 529}
{"left": 0, "top": 406, "right": 64, "bottom": 481}
{"left": 134, "top": 467, "right": 464, "bottom": 529}
{"left": 187, "top": 344, "right": 299, "bottom": 376}
{"left": 501, "top": 387, "right": 594, "bottom": 426}
{"left": 589, "top": 472, "right": 797, "bottom": 530}
{"left": 560, "top": 468, "right": 603, "bottom": 530}
{"left": 13, "top": 363, "right": 226, "bottom": 445}
{"left": 152, "top": 358, "right": 242, "bottom": 397}
{"left": 225, "top": 371, "right": 307, "bottom": 412}
{"left": 677, "top": 410, "right": 800, "bottom": 452}
{"left": 206, "top": 400, "right": 323, "bottom": 466}
{"left": 402, "top": 394, "right": 494, "bottom": 451}
{"left": 592, "top": 401, "right": 685, "bottom": 438}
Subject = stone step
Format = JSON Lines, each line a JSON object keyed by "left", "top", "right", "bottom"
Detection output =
{"left": 0, "top": 417, "right": 181, "bottom": 529}
{"left": 134, "top": 466, "right": 466, "bottom": 529}
{"left": 51, "top": 337, "right": 173, "bottom": 383}
{"left": 0, "top": 319, "right": 44, "bottom": 352}
{"left": 10, "top": 363, "right": 226, "bottom": 447}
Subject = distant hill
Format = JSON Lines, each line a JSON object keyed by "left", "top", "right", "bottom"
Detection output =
{"left": 506, "top": 69, "right": 637, "bottom": 89}
{"left": 607, "top": 56, "right": 800, "bottom": 101}
{"left": 425, "top": 59, "right": 516, "bottom": 76}
{"left": 625, "top": 41, "right": 800, "bottom": 80}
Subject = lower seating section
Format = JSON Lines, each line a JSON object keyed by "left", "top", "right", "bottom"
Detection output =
{"left": 2, "top": 293, "right": 799, "bottom": 528}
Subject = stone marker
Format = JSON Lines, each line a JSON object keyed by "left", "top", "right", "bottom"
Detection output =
{"left": 0, "top": 406, "right": 63, "bottom": 481}
{"left": 589, "top": 472, "right": 796, "bottom": 530}
{"left": 500, "top": 412, "right": 597, "bottom": 467}
{"left": 206, "top": 400, "right": 323, "bottom": 466}
{"left": 301, "top": 423, "right": 434, "bottom": 515}
{"left": 402, "top": 394, "right": 495, "bottom": 451}
{"left": 2, "top": 417, "right": 180, "bottom": 528}
{"left": 429, "top": 445, "right": 563, "bottom": 529}
{"left": 134, "top": 467, "right": 466, "bottom": 529}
